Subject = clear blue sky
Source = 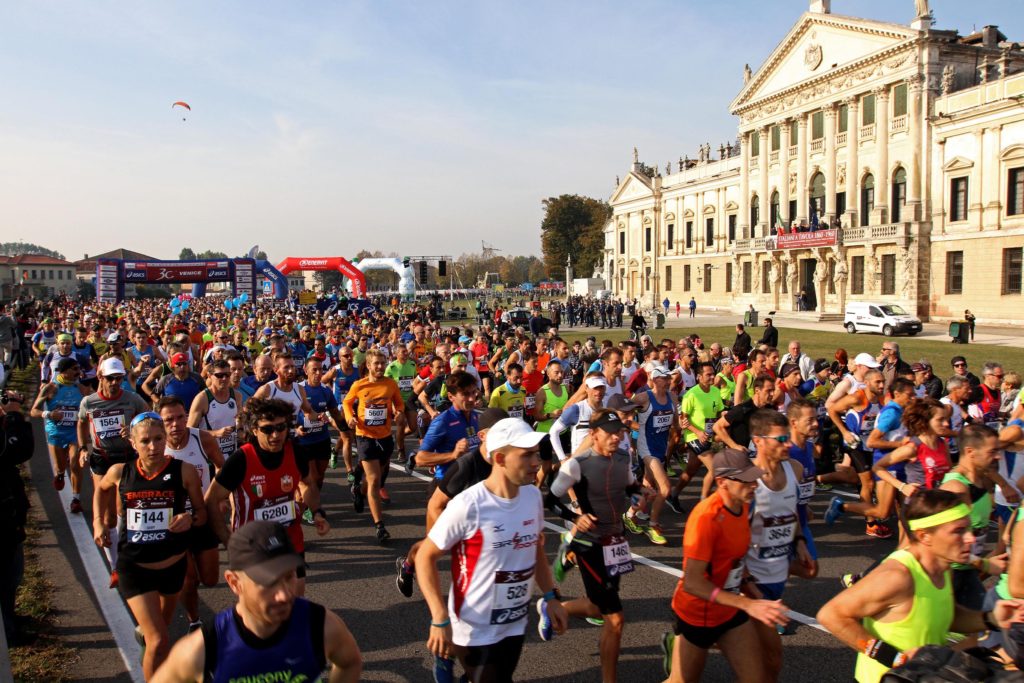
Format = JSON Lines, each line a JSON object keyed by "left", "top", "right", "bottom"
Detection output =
{"left": 1, "top": 1, "right": 1021, "bottom": 263}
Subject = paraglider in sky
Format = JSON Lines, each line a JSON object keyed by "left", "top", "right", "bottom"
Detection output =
{"left": 172, "top": 101, "right": 191, "bottom": 121}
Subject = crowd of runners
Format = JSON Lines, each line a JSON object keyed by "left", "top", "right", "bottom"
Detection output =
{"left": 5, "top": 290, "right": 1024, "bottom": 682}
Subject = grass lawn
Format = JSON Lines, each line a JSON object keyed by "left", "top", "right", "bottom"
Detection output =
{"left": 546, "top": 325, "right": 1024, "bottom": 376}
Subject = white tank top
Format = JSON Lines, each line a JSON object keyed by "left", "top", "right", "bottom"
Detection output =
{"left": 268, "top": 381, "right": 303, "bottom": 422}
{"left": 746, "top": 460, "right": 799, "bottom": 584}
{"left": 571, "top": 401, "right": 599, "bottom": 453}
{"left": 202, "top": 388, "right": 239, "bottom": 455}
{"left": 601, "top": 377, "right": 624, "bottom": 405}
{"left": 165, "top": 428, "right": 211, "bottom": 508}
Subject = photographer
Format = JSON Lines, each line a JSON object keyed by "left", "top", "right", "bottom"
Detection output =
{"left": 0, "top": 390, "right": 34, "bottom": 644}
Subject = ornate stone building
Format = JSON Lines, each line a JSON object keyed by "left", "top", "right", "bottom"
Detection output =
{"left": 604, "top": 1, "right": 1024, "bottom": 323}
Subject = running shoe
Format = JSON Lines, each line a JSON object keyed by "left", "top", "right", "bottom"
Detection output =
{"left": 329, "top": 451, "right": 338, "bottom": 470}
{"left": 866, "top": 521, "right": 893, "bottom": 539}
{"left": 53, "top": 472, "right": 65, "bottom": 491}
{"left": 585, "top": 617, "right": 605, "bottom": 627}
{"left": 536, "top": 598, "right": 553, "bottom": 642}
{"left": 660, "top": 631, "right": 674, "bottom": 677}
{"left": 824, "top": 496, "right": 845, "bottom": 526}
{"left": 302, "top": 508, "right": 315, "bottom": 526}
{"left": 379, "top": 487, "right": 391, "bottom": 504}
{"left": 776, "top": 623, "right": 788, "bottom": 636}
{"left": 635, "top": 510, "right": 650, "bottom": 522}
{"left": 405, "top": 454, "right": 416, "bottom": 475}
{"left": 187, "top": 620, "right": 203, "bottom": 634}
{"left": 351, "top": 483, "right": 364, "bottom": 514}
{"left": 433, "top": 655, "right": 455, "bottom": 683}
{"left": 69, "top": 497, "right": 83, "bottom": 514}
{"left": 622, "top": 512, "right": 644, "bottom": 535}
{"left": 346, "top": 470, "right": 355, "bottom": 483}
{"left": 396, "top": 556, "right": 414, "bottom": 598}
{"left": 816, "top": 482, "right": 833, "bottom": 491}
{"left": 553, "top": 534, "right": 575, "bottom": 583}
{"left": 375, "top": 524, "right": 391, "bottom": 544}
{"left": 645, "top": 523, "right": 668, "bottom": 546}
{"left": 134, "top": 625, "right": 144, "bottom": 647}
{"left": 665, "top": 494, "right": 684, "bottom": 515}
{"left": 109, "top": 570, "right": 119, "bottom": 589}
{"left": 840, "top": 573, "right": 859, "bottom": 588}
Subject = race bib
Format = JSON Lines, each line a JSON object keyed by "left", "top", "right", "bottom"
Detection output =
{"left": 94, "top": 410, "right": 125, "bottom": 440}
{"left": 798, "top": 480, "right": 815, "bottom": 503}
{"left": 525, "top": 395, "right": 536, "bottom": 410}
{"left": 602, "top": 535, "right": 635, "bottom": 576}
{"left": 303, "top": 417, "right": 326, "bottom": 434}
{"left": 127, "top": 507, "right": 171, "bottom": 533}
{"left": 723, "top": 559, "right": 745, "bottom": 592}
{"left": 490, "top": 568, "right": 534, "bottom": 625}
{"left": 57, "top": 408, "right": 77, "bottom": 427}
{"left": 365, "top": 405, "right": 387, "bottom": 427}
{"left": 653, "top": 413, "right": 673, "bottom": 430}
{"left": 398, "top": 378, "right": 413, "bottom": 392}
{"left": 217, "top": 434, "right": 237, "bottom": 457}
{"left": 508, "top": 405, "right": 524, "bottom": 419}
{"left": 757, "top": 515, "right": 797, "bottom": 559}
{"left": 254, "top": 496, "right": 296, "bottom": 525}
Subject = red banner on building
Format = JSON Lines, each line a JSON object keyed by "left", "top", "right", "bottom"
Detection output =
{"left": 771, "top": 229, "right": 838, "bottom": 250}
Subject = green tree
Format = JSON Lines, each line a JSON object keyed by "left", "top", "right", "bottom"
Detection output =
{"left": 255, "top": 250, "right": 268, "bottom": 261}
{"left": 0, "top": 242, "right": 65, "bottom": 260}
{"left": 179, "top": 248, "right": 196, "bottom": 261}
{"left": 540, "top": 194, "right": 610, "bottom": 279}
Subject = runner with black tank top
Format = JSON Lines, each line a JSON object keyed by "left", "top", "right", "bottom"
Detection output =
{"left": 204, "top": 398, "right": 329, "bottom": 595}
{"left": 151, "top": 521, "right": 363, "bottom": 683}
{"left": 159, "top": 397, "right": 224, "bottom": 634}
{"left": 93, "top": 411, "right": 205, "bottom": 680}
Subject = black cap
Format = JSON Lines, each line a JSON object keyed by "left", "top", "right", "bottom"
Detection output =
{"left": 228, "top": 521, "right": 304, "bottom": 586}
{"left": 813, "top": 358, "right": 830, "bottom": 373}
{"left": 590, "top": 411, "right": 624, "bottom": 432}
{"left": 56, "top": 357, "right": 80, "bottom": 373}
{"left": 479, "top": 407, "right": 508, "bottom": 430}
{"left": 606, "top": 394, "right": 641, "bottom": 412}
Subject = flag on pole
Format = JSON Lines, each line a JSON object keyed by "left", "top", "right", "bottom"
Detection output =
{"left": 775, "top": 213, "right": 786, "bottom": 235}
{"left": 246, "top": 245, "right": 259, "bottom": 260}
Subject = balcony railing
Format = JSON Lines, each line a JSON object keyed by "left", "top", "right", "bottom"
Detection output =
{"left": 769, "top": 151, "right": 779, "bottom": 164}
{"left": 891, "top": 114, "right": 908, "bottom": 132}
{"left": 836, "top": 131, "right": 847, "bottom": 147}
{"left": 750, "top": 157, "right": 759, "bottom": 171}
{"left": 840, "top": 223, "right": 906, "bottom": 245}
{"left": 859, "top": 124, "right": 876, "bottom": 141}
{"left": 788, "top": 145, "right": 797, "bottom": 156}
{"left": 810, "top": 138, "right": 823, "bottom": 154}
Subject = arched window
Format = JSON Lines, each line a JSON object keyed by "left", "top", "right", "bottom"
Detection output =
{"left": 750, "top": 194, "right": 759, "bottom": 236}
{"left": 861, "top": 174, "right": 875, "bottom": 227}
{"left": 770, "top": 191, "right": 780, "bottom": 234}
{"left": 891, "top": 168, "right": 907, "bottom": 222}
{"left": 810, "top": 172, "right": 826, "bottom": 218}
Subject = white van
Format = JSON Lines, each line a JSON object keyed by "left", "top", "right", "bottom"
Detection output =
{"left": 844, "top": 302, "right": 923, "bottom": 336}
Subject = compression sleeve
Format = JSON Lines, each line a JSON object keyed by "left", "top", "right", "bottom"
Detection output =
{"left": 549, "top": 457, "right": 581, "bottom": 497}
{"left": 549, "top": 404, "right": 580, "bottom": 462}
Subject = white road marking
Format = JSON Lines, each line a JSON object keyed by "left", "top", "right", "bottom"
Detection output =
{"left": 389, "top": 461, "right": 828, "bottom": 633}
{"left": 49, "top": 460, "right": 144, "bottom": 683}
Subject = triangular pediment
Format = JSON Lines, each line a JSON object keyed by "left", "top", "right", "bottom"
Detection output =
{"left": 731, "top": 13, "right": 917, "bottom": 113}
{"left": 611, "top": 172, "right": 654, "bottom": 204}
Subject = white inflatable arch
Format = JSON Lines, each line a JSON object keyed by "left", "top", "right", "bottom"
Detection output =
{"left": 346, "top": 257, "right": 416, "bottom": 299}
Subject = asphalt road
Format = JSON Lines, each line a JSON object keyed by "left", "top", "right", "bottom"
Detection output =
{"left": 24, "top": 414, "right": 898, "bottom": 683}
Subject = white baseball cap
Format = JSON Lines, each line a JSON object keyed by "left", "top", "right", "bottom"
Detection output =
{"left": 585, "top": 376, "right": 608, "bottom": 389}
{"left": 853, "top": 352, "right": 880, "bottom": 369}
{"left": 485, "top": 418, "right": 547, "bottom": 452}
{"left": 98, "top": 358, "right": 126, "bottom": 377}
{"left": 106, "top": 332, "right": 122, "bottom": 343}
{"left": 650, "top": 366, "right": 672, "bottom": 379}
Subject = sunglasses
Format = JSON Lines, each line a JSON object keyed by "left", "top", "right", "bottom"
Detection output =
{"left": 256, "top": 422, "right": 289, "bottom": 435}
{"left": 756, "top": 434, "right": 790, "bottom": 444}
{"left": 131, "top": 411, "right": 162, "bottom": 427}
{"left": 212, "top": 372, "right": 230, "bottom": 379}
{"left": 953, "top": 363, "right": 967, "bottom": 368}
{"left": 104, "top": 374, "right": 125, "bottom": 382}
{"left": 174, "top": 362, "right": 188, "bottom": 367}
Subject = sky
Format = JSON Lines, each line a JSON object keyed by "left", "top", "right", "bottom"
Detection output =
{"left": 2, "top": 0, "right": 1022, "bottom": 264}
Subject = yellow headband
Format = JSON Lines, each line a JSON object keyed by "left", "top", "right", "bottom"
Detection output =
{"left": 907, "top": 503, "right": 970, "bottom": 531}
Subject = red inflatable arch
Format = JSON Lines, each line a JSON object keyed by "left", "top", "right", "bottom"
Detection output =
{"left": 276, "top": 257, "right": 367, "bottom": 297}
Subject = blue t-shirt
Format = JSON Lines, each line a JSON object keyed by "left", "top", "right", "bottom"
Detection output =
{"left": 420, "top": 406, "right": 480, "bottom": 480}
{"left": 297, "top": 382, "right": 337, "bottom": 445}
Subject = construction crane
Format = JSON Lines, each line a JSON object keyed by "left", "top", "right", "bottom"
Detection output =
{"left": 481, "top": 241, "right": 502, "bottom": 259}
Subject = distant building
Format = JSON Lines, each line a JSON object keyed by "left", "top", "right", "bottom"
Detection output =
{"left": 1, "top": 254, "right": 77, "bottom": 300}
{"left": 74, "top": 249, "right": 160, "bottom": 282}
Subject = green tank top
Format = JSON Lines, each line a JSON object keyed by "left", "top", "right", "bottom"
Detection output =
{"left": 997, "top": 507, "right": 1024, "bottom": 599}
{"left": 742, "top": 368, "right": 756, "bottom": 401}
{"left": 536, "top": 384, "right": 569, "bottom": 433}
{"left": 717, "top": 372, "right": 735, "bottom": 406}
{"left": 941, "top": 471, "right": 993, "bottom": 569}
{"left": 855, "top": 549, "right": 954, "bottom": 683}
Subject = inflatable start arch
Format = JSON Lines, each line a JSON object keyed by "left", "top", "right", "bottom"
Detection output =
{"left": 276, "top": 257, "right": 367, "bottom": 298}
{"left": 95, "top": 258, "right": 257, "bottom": 303}
{"left": 350, "top": 258, "right": 416, "bottom": 300}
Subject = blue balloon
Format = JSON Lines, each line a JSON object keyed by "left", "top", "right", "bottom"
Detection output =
{"left": 240, "top": 292, "right": 249, "bottom": 303}
{"left": 181, "top": 300, "right": 190, "bottom": 310}
{"left": 224, "top": 300, "right": 234, "bottom": 311}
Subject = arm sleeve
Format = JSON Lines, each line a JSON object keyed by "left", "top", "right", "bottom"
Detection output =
{"left": 549, "top": 404, "right": 579, "bottom": 462}
{"left": 549, "top": 458, "right": 582, "bottom": 498}
{"left": 214, "top": 449, "right": 247, "bottom": 491}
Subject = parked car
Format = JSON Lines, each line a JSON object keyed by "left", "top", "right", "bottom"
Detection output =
{"left": 505, "top": 307, "right": 553, "bottom": 333}
{"left": 844, "top": 302, "right": 922, "bottom": 336}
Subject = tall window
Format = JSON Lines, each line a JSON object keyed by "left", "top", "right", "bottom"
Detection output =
{"left": 812, "top": 110, "right": 824, "bottom": 140}
{"left": 950, "top": 177, "right": 968, "bottom": 222}
{"left": 828, "top": 261, "right": 836, "bottom": 294}
{"left": 58, "top": 270, "right": 63, "bottom": 280}
{"left": 705, "top": 217, "right": 714, "bottom": 247}
{"left": 1004, "top": 248, "right": 1023, "bottom": 294}
{"left": 835, "top": 192, "right": 846, "bottom": 219}
{"left": 861, "top": 174, "right": 875, "bottom": 227}
{"left": 881, "top": 254, "right": 896, "bottom": 295}
{"left": 645, "top": 227, "right": 652, "bottom": 252}
{"left": 1009, "top": 168, "right": 1024, "bottom": 216}
{"left": 31, "top": 270, "right": 36, "bottom": 280}
{"left": 761, "top": 263, "right": 771, "bottom": 294}
{"left": 742, "top": 262, "right": 752, "bottom": 293}
{"left": 619, "top": 231, "right": 625, "bottom": 253}
{"left": 789, "top": 119, "right": 798, "bottom": 145}
{"left": 645, "top": 267, "right": 651, "bottom": 290}
{"left": 810, "top": 172, "right": 826, "bottom": 217}
{"left": 838, "top": 104, "right": 849, "bottom": 133}
{"left": 665, "top": 265, "right": 672, "bottom": 291}
{"left": 946, "top": 251, "right": 964, "bottom": 294}
{"left": 685, "top": 221, "right": 693, "bottom": 248}
{"left": 728, "top": 214, "right": 737, "bottom": 242}
{"left": 771, "top": 125, "right": 781, "bottom": 151}
{"left": 851, "top": 256, "right": 865, "bottom": 294}
{"left": 726, "top": 262, "right": 733, "bottom": 292}
{"left": 751, "top": 131, "right": 760, "bottom": 156}
{"left": 750, "top": 197, "right": 759, "bottom": 230}
{"left": 892, "top": 83, "right": 908, "bottom": 117}
{"left": 684, "top": 265, "right": 691, "bottom": 291}
{"left": 667, "top": 223, "right": 674, "bottom": 249}
{"left": 862, "top": 93, "right": 876, "bottom": 126}
{"left": 770, "top": 191, "right": 780, "bottom": 233}
{"left": 703, "top": 264, "right": 712, "bottom": 292}
{"left": 892, "top": 168, "right": 907, "bottom": 222}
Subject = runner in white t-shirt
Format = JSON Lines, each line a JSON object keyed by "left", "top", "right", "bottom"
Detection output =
{"left": 416, "top": 418, "right": 568, "bottom": 682}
